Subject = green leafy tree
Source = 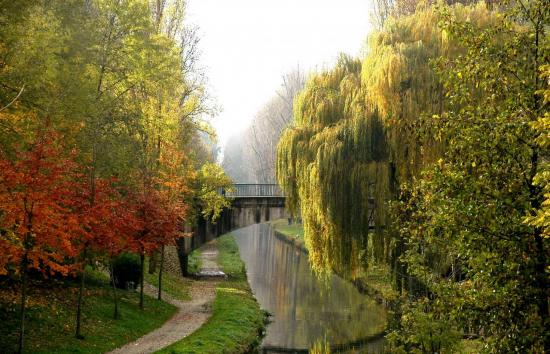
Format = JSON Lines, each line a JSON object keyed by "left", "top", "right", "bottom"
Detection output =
{"left": 195, "top": 163, "right": 234, "bottom": 222}
{"left": 276, "top": 5, "right": 491, "bottom": 278}
{"left": 0, "top": 0, "right": 220, "bottom": 347}
{"left": 277, "top": 2, "right": 548, "bottom": 351}
{"left": 390, "top": 1, "right": 549, "bottom": 351}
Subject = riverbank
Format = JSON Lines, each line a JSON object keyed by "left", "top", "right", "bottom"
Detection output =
{"left": 270, "top": 219, "right": 397, "bottom": 306}
{"left": 0, "top": 268, "right": 177, "bottom": 354}
{"left": 271, "top": 219, "right": 483, "bottom": 353}
{"left": 270, "top": 219, "right": 308, "bottom": 253}
{"left": 157, "top": 234, "right": 268, "bottom": 354}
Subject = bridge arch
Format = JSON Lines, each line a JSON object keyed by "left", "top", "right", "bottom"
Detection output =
{"left": 175, "top": 184, "right": 288, "bottom": 275}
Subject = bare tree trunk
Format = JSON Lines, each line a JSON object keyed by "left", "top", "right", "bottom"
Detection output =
{"left": 75, "top": 266, "right": 86, "bottom": 339}
{"left": 158, "top": 245, "right": 165, "bottom": 300}
{"left": 139, "top": 253, "right": 145, "bottom": 310}
{"left": 18, "top": 254, "right": 28, "bottom": 354}
{"left": 176, "top": 237, "right": 189, "bottom": 277}
{"left": 149, "top": 252, "right": 158, "bottom": 274}
{"left": 109, "top": 258, "right": 119, "bottom": 319}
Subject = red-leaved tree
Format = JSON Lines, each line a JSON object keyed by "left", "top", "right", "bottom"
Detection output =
{"left": 70, "top": 176, "right": 140, "bottom": 337}
{"left": 0, "top": 132, "right": 79, "bottom": 354}
{"left": 133, "top": 143, "right": 189, "bottom": 308}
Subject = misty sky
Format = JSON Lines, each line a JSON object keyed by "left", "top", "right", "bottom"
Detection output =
{"left": 186, "top": 0, "right": 374, "bottom": 147}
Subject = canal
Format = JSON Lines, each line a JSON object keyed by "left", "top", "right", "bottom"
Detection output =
{"left": 232, "top": 224, "right": 386, "bottom": 353}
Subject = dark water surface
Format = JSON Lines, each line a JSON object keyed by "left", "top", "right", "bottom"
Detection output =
{"left": 232, "top": 224, "right": 386, "bottom": 353}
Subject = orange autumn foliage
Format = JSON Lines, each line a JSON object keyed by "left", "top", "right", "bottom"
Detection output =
{"left": 132, "top": 143, "right": 190, "bottom": 255}
{"left": 0, "top": 134, "right": 192, "bottom": 275}
{"left": 70, "top": 176, "right": 140, "bottom": 264}
{"left": 0, "top": 132, "right": 79, "bottom": 276}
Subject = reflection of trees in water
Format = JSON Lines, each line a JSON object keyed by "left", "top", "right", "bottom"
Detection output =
{"left": 233, "top": 224, "right": 386, "bottom": 350}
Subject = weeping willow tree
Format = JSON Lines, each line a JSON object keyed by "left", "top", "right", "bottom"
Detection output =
{"left": 278, "top": 56, "right": 391, "bottom": 277}
{"left": 277, "top": 3, "right": 494, "bottom": 278}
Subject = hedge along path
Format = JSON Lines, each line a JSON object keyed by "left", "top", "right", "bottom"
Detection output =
{"left": 108, "top": 241, "right": 224, "bottom": 354}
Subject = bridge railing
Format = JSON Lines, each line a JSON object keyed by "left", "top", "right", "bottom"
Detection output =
{"left": 220, "top": 183, "right": 285, "bottom": 198}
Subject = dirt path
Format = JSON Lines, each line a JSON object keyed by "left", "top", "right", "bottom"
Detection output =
{"left": 196, "top": 241, "right": 227, "bottom": 278}
{"left": 108, "top": 242, "right": 224, "bottom": 354}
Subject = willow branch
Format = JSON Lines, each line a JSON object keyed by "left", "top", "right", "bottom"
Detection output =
{"left": 0, "top": 84, "right": 25, "bottom": 112}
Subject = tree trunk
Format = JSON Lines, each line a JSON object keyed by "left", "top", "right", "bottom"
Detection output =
{"left": 528, "top": 148, "right": 549, "bottom": 350}
{"left": 18, "top": 254, "right": 28, "bottom": 354}
{"left": 75, "top": 266, "right": 86, "bottom": 339}
{"left": 181, "top": 254, "right": 189, "bottom": 277}
{"left": 176, "top": 237, "right": 189, "bottom": 277}
{"left": 139, "top": 253, "right": 145, "bottom": 310}
{"left": 158, "top": 245, "right": 165, "bottom": 301}
{"left": 149, "top": 251, "right": 158, "bottom": 274}
{"left": 534, "top": 228, "right": 549, "bottom": 351}
{"left": 109, "top": 258, "right": 119, "bottom": 319}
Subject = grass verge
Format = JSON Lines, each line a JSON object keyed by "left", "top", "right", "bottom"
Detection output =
{"left": 144, "top": 258, "right": 192, "bottom": 301}
{"left": 460, "top": 339, "right": 484, "bottom": 353}
{"left": 270, "top": 219, "right": 307, "bottom": 251}
{"left": 143, "top": 247, "right": 201, "bottom": 301}
{"left": 354, "top": 265, "right": 399, "bottom": 305}
{"left": 188, "top": 248, "right": 202, "bottom": 274}
{"left": 157, "top": 234, "right": 267, "bottom": 354}
{"left": 0, "top": 267, "right": 177, "bottom": 354}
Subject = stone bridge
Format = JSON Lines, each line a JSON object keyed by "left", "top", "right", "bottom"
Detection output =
{"left": 175, "top": 184, "right": 288, "bottom": 275}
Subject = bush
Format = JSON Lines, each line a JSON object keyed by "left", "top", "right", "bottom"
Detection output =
{"left": 111, "top": 253, "right": 141, "bottom": 290}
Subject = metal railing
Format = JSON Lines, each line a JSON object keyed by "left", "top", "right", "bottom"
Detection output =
{"left": 220, "top": 183, "right": 285, "bottom": 198}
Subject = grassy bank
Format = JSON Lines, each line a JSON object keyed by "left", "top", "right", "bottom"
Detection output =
{"left": 0, "top": 268, "right": 177, "bottom": 354}
{"left": 157, "top": 234, "right": 267, "bottom": 354}
{"left": 144, "top": 248, "right": 202, "bottom": 302}
{"left": 270, "top": 219, "right": 307, "bottom": 251}
{"left": 354, "top": 266, "right": 399, "bottom": 305}
{"left": 271, "top": 218, "right": 396, "bottom": 302}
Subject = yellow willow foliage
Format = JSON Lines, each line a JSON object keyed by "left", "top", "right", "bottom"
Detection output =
{"left": 363, "top": 2, "right": 494, "bottom": 180}
{"left": 278, "top": 55, "right": 390, "bottom": 276}
{"left": 277, "top": 3, "right": 495, "bottom": 277}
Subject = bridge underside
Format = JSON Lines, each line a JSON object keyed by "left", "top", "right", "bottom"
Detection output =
{"left": 175, "top": 196, "right": 287, "bottom": 275}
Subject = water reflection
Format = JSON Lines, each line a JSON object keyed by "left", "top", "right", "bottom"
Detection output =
{"left": 232, "top": 224, "right": 386, "bottom": 353}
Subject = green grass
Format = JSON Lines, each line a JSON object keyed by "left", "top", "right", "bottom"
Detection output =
{"left": 188, "top": 248, "right": 202, "bottom": 274}
{"left": 216, "top": 235, "right": 247, "bottom": 279}
{"left": 157, "top": 235, "right": 267, "bottom": 354}
{"left": 270, "top": 218, "right": 307, "bottom": 251}
{"left": 144, "top": 257, "right": 193, "bottom": 301}
{"left": 460, "top": 339, "right": 484, "bottom": 353}
{"left": 0, "top": 267, "right": 177, "bottom": 354}
{"left": 355, "top": 265, "right": 399, "bottom": 303}
{"left": 270, "top": 218, "right": 305, "bottom": 240}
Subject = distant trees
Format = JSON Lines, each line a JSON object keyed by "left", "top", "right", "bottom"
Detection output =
{"left": 277, "top": 1, "right": 548, "bottom": 351}
{"left": 222, "top": 134, "right": 253, "bottom": 183}
{"left": 222, "top": 69, "right": 305, "bottom": 183}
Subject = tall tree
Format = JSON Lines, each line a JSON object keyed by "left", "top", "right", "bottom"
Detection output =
{"left": 277, "top": 1, "right": 548, "bottom": 351}
{"left": 391, "top": 1, "right": 549, "bottom": 351}
{"left": 0, "top": 0, "right": 222, "bottom": 345}
{"left": 0, "top": 131, "right": 79, "bottom": 353}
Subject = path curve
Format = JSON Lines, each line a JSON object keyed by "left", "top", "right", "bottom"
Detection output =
{"left": 108, "top": 242, "right": 223, "bottom": 354}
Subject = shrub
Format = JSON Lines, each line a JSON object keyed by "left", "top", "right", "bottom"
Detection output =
{"left": 111, "top": 253, "right": 141, "bottom": 290}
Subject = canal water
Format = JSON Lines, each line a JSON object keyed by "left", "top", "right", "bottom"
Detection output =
{"left": 232, "top": 224, "right": 386, "bottom": 353}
